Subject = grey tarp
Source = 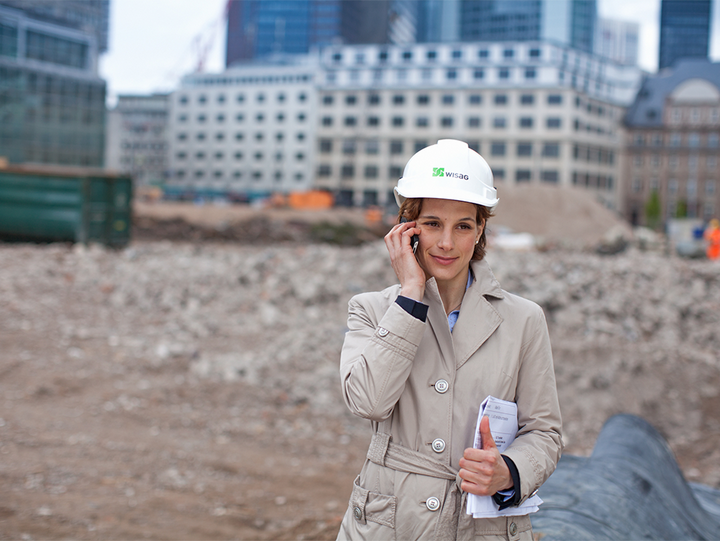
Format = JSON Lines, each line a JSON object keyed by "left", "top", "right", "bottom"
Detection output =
{"left": 532, "top": 414, "right": 720, "bottom": 540}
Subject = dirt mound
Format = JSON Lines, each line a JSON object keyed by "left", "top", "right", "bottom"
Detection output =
{"left": 490, "top": 185, "right": 632, "bottom": 246}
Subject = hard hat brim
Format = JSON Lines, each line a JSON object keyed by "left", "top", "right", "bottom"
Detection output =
{"left": 394, "top": 186, "right": 498, "bottom": 210}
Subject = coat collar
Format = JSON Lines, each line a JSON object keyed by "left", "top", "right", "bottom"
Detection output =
{"left": 423, "top": 259, "right": 505, "bottom": 370}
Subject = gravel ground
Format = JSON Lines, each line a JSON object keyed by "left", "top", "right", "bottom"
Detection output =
{"left": 1, "top": 237, "right": 719, "bottom": 540}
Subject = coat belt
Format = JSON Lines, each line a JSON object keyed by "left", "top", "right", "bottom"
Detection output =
{"left": 367, "top": 432, "right": 472, "bottom": 540}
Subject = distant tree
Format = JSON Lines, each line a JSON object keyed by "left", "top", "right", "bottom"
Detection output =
{"left": 675, "top": 199, "right": 688, "bottom": 218}
{"left": 645, "top": 190, "right": 662, "bottom": 230}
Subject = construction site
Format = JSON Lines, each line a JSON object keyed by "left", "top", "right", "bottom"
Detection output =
{"left": 1, "top": 184, "right": 719, "bottom": 539}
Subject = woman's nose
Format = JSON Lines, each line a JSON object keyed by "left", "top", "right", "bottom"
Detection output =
{"left": 437, "top": 230, "right": 454, "bottom": 250}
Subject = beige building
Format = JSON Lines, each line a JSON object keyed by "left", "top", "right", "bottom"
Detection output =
{"left": 622, "top": 59, "right": 720, "bottom": 226}
{"left": 314, "top": 41, "right": 642, "bottom": 208}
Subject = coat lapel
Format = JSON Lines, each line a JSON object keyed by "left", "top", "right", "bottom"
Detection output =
{"left": 423, "top": 278, "right": 456, "bottom": 372}
{"left": 452, "top": 260, "right": 504, "bottom": 369}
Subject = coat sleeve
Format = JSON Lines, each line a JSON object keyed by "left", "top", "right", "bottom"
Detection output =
{"left": 339, "top": 293, "right": 426, "bottom": 422}
{"left": 501, "top": 303, "right": 564, "bottom": 505}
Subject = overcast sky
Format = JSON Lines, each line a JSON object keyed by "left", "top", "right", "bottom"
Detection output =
{"left": 98, "top": 0, "right": 720, "bottom": 106}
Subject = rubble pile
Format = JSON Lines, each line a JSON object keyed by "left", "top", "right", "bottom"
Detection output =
{"left": 2, "top": 240, "right": 719, "bottom": 496}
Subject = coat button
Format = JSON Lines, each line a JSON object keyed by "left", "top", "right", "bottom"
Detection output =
{"left": 377, "top": 327, "right": 389, "bottom": 337}
{"left": 431, "top": 438, "right": 446, "bottom": 453}
{"left": 353, "top": 506, "right": 363, "bottom": 520}
{"left": 434, "top": 379, "right": 449, "bottom": 393}
{"left": 426, "top": 497, "right": 440, "bottom": 511}
{"left": 509, "top": 521, "right": 517, "bottom": 536}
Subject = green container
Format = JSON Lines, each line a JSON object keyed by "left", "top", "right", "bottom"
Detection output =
{"left": 0, "top": 166, "right": 132, "bottom": 246}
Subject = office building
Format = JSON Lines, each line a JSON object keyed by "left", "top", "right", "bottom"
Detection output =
{"left": 0, "top": 0, "right": 109, "bottom": 53}
{"left": 167, "top": 60, "right": 317, "bottom": 198}
{"left": 659, "top": 0, "right": 711, "bottom": 70}
{"left": 316, "top": 40, "right": 641, "bottom": 209}
{"left": 226, "top": 0, "right": 416, "bottom": 65}
{"left": 105, "top": 94, "right": 170, "bottom": 186}
{"left": 0, "top": 3, "right": 106, "bottom": 166}
{"left": 459, "top": 0, "right": 597, "bottom": 54}
{"left": 623, "top": 59, "right": 720, "bottom": 226}
{"left": 595, "top": 18, "right": 639, "bottom": 66}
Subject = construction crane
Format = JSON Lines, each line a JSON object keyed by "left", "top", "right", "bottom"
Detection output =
{"left": 193, "top": 0, "right": 232, "bottom": 73}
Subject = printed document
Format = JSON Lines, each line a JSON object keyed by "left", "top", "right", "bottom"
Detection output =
{"left": 466, "top": 396, "right": 543, "bottom": 518}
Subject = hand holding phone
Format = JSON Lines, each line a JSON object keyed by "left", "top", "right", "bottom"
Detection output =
{"left": 400, "top": 217, "right": 420, "bottom": 254}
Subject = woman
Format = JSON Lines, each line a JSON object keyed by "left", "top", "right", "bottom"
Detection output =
{"left": 337, "top": 140, "right": 563, "bottom": 541}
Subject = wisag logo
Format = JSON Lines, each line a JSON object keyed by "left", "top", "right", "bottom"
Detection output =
{"left": 433, "top": 167, "right": 469, "bottom": 180}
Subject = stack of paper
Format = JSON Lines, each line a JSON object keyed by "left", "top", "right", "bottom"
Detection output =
{"left": 466, "top": 396, "right": 543, "bottom": 518}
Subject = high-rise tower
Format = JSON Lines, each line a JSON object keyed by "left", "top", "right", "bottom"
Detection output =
{"left": 658, "top": 0, "right": 711, "bottom": 70}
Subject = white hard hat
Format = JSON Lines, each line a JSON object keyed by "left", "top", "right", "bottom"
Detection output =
{"left": 394, "top": 139, "right": 498, "bottom": 209}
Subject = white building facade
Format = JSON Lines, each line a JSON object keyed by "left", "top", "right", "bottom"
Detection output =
{"left": 105, "top": 93, "right": 169, "bottom": 186}
{"left": 315, "top": 41, "right": 643, "bottom": 209}
{"left": 167, "top": 62, "right": 317, "bottom": 199}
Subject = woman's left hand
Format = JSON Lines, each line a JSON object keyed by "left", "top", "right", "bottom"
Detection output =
{"left": 458, "top": 415, "right": 513, "bottom": 496}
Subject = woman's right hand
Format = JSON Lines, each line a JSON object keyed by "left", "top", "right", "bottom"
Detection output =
{"left": 384, "top": 221, "right": 425, "bottom": 302}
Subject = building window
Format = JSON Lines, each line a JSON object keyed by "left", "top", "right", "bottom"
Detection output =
{"left": 342, "top": 140, "right": 356, "bottom": 154}
{"left": 364, "top": 165, "right": 379, "bottom": 179}
{"left": 708, "top": 133, "right": 719, "bottom": 148}
{"left": 318, "top": 165, "right": 331, "bottom": 177}
{"left": 196, "top": 132, "right": 206, "bottom": 141}
{"left": 236, "top": 113, "right": 244, "bottom": 122}
{"left": 467, "top": 140, "right": 480, "bottom": 153}
{"left": 415, "top": 140, "right": 428, "bottom": 152}
{"left": 546, "top": 117, "right": 562, "bottom": 129}
{"left": 493, "top": 117, "right": 506, "bottom": 129}
{"left": 179, "top": 95, "right": 188, "bottom": 105}
{"left": 344, "top": 116, "right": 357, "bottom": 127}
{"left": 651, "top": 133, "right": 662, "bottom": 146}
{"left": 520, "top": 94, "right": 534, "bottom": 105}
{"left": 519, "top": 117, "right": 533, "bottom": 128}
{"left": 366, "top": 140, "right": 379, "bottom": 154}
{"left": 452, "top": 49, "right": 462, "bottom": 59}
{"left": 234, "top": 151, "right": 243, "bottom": 160}
{"left": 441, "top": 117, "right": 454, "bottom": 127}
{"left": 442, "top": 94, "right": 455, "bottom": 105}
{"left": 389, "top": 165, "right": 403, "bottom": 178}
{"left": 402, "top": 50, "right": 413, "bottom": 61}
{"left": 256, "top": 93, "right": 265, "bottom": 103}
{"left": 198, "top": 94, "right": 207, "bottom": 104}
{"left": 367, "top": 116, "right": 380, "bottom": 127}
{"left": 468, "top": 117, "right": 481, "bottom": 128}
{"left": 368, "top": 94, "right": 381, "bottom": 105}
{"left": 670, "top": 133, "right": 681, "bottom": 146}
{"left": 517, "top": 142, "right": 532, "bottom": 156}
{"left": 469, "top": 94, "right": 482, "bottom": 105}
{"left": 706, "top": 180, "right": 716, "bottom": 195}
{"left": 392, "top": 116, "right": 404, "bottom": 127}
{"left": 393, "top": 94, "right": 405, "bottom": 105}
{"left": 446, "top": 69, "right": 457, "bottom": 80}
{"left": 256, "top": 113, "right": 264, "bottom": 123}
{"left": 529, "top": 48, "right": 541, "bottom": 58}
{"left": 197, "top": 114, "right": 207, "bottom": 123}
{"left": 416, "top": 117, "right": 429, "bottom": 127}
{"left": 516, "top": 170, "right": 532, "bottom": 182}
{"left": 494, "top": 94, "right": 507, "bottom": 105}
{"left": 542, "top": 143, "right": 560, "bottom": 157}
{"left": 341, "top": 164, "right": 354, "bottom": 178}
{"left": 276, "top": 113, "right": 285, "bottom": 122}
{"left": 235, "top": 132, "right": 244, "bottom": 141}
{"left": 547, "top": 94, "right": 562, "bottom": 105}
{"left": 498, "top": 68, "right": 510, "bottom": 79}
{"left": 320, "top": 140, "right": 332, "bottom": 153}
{"left": 541, "top": 171, "right": 558, "bottom": 183}
{"left": 474, "top": 69, "right": 485, "bottom": 80}
{"left": 491, "top": 142, "right": 506, "bottom": 156}
{"left": 216, "top": 132, "right": 225, "bottom": 141}
{"left": 322, "top": 95, "right": 333, "bottom": 105}
{"left": 346, "top": 95, "right": 357, "bottom": 105}
{"left": 298, "top": 93, "right": 307, "bottom": 102}
{"left": 479, "top": 49, "right": 489, "bottom": 58}
{"left": 417, "top": 94, "right": 430, "bottom": 105}
{"left": 390, "top": 140, "right": 404, "bottom": 154}
{"left": 427, "top": 50, "right": 437, "bottom": 60}
{"left": 524, "top": 68, "right": 536, "bottom": 79}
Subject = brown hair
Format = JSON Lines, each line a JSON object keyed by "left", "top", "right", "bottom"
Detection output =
{"left": 397, "top": 198, "right": 494, "bottom": 261}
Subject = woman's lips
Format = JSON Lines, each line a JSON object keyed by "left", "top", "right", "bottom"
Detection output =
{"left": 430, "top": 255, "right": 457, "bottom": 266}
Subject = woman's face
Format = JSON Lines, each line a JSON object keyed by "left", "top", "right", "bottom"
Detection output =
{"left": 414, "top": 198, "right": 483, "bottom": 287}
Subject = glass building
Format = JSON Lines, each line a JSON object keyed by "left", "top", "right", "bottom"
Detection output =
{"left": 658, "top": 0, "right": 711, "bottom": 70}
{"left": 459, "top": 0, "right": 597, "bottom": 54}
{"left": 0, "top": 3, "right": 106, "bottom": 166}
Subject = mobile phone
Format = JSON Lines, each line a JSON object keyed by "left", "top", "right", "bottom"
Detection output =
{"left": 400, "top": 217, "right": 419, "bottom": 254}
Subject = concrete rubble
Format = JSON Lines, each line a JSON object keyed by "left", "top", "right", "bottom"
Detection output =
{"left": 1, "top": 238, "right": 719, "bottom": 537}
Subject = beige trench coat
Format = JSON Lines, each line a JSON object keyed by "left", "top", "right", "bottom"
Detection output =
{"left": 337, "top": 259, "right": 563, "bottom": 541}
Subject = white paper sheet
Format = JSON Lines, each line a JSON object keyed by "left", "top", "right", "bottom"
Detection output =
{"left": 466, "top": 396, "right": 543, "bottom": 518}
